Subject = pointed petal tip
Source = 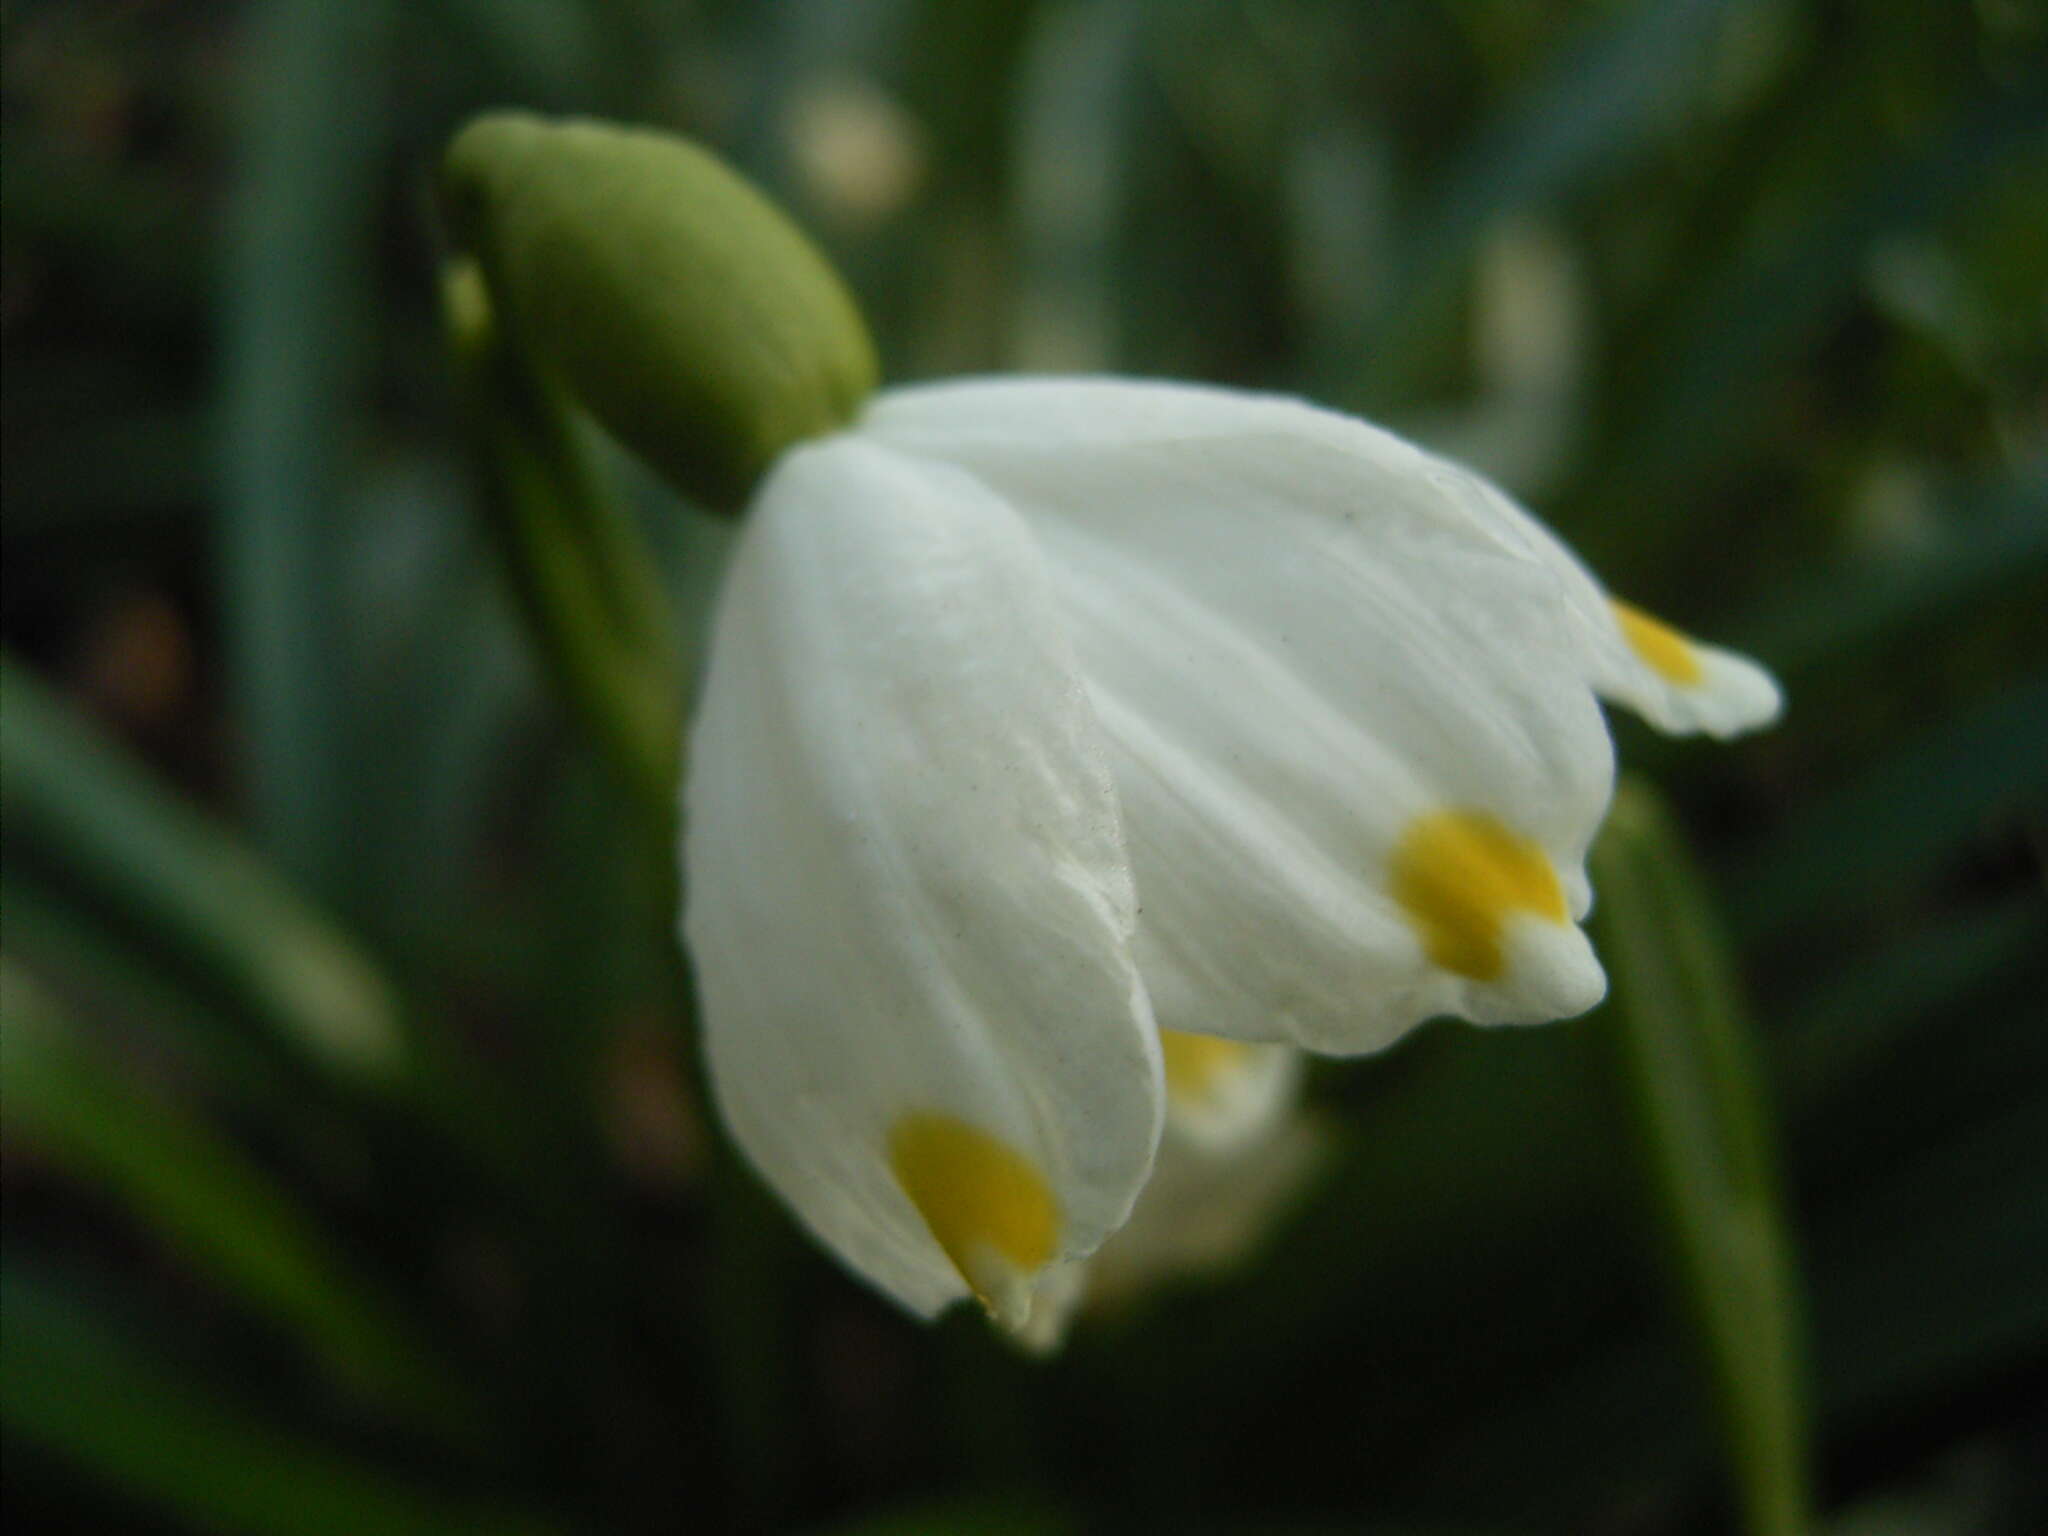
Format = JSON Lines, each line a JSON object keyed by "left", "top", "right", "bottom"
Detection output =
{"left": 1001, "top": 1259, "right": 1088, "bottom": 1354}
{"left": 1496, "top": 915, "right": 1608, "bottom": 1023}
{"left": 1606, "top": 599, "right": 1784, "bottom": 741}
{"left": 959, "top": 1249, "right": 1039, "bottom": 1334}
{"left": 1694, "top": 645, "right": 1785, "bottom": 739}
{"left": 889, "top": 1111, "right": 1061, "bottom": 1300}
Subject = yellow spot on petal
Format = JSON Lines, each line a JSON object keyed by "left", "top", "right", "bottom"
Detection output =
{"left": 1390, "top": 809, "right": 1568, "bottom": 982}
{"left": 1160, "top": 1030, "right": 1254, "bottom": 1109}
{"left": 889, "top": 1112, "right": 1059, "bottom": 1313}
{"left": 1613, "top": 599, "right": 1704, "bottom": 687}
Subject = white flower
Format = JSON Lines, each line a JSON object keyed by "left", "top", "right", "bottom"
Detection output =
{"left": 680, "top": 377, "right": 1781, "bottom": 1338}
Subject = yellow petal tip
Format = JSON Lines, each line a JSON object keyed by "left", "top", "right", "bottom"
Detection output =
{"left": 1390, "top": 809, "right": 1569, "bottom": 982}
{"left": 889, "top": 1112, "right": 1059, "bottom": 1321}
{"left": 1159, "top": 1030, "right": 1257, "bottom": 1110}
{"left": 1612, "top": 599, "right": 1705, "bottom": 687}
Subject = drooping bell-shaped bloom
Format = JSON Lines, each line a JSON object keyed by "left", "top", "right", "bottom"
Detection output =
{"left": 681, "top": 377, "right": 1780, "bottom": 1338}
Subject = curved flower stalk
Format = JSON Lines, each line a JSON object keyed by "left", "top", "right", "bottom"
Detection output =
{"left": 683, "top": 377, "right": 1782, "bottom": 1341}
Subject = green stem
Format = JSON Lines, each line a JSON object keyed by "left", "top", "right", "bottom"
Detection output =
{"left": 440, "top": 260, "right": 682, "bottom": 847}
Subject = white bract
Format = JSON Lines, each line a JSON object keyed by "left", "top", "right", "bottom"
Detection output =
{"left": 681, "top": 378, "right": 1780, "bottom": 1339}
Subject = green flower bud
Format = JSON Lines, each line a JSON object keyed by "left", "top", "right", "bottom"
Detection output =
{"left": 443, "top": 113, "right": 879, "bottom": 512}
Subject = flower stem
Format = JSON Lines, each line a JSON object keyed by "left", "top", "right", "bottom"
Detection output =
{"left": 440, "top": 259, "right": 682, "bottom": 848}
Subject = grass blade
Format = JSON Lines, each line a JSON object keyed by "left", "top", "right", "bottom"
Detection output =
{"left": 1590, "top": 780, "right": 1811, "bottom": 1536}
{"left": 0, "top": 1266, "right": 562, "bottom": 1536}
{"left": 1583, "top": 88, "right": 2047, "bottom": 563}
{"left": 0, "top": 965, "right": 471, "bottom": 1431}
{"left": 1729, "top": 474, "right": 2048, "bottom": 683}
{"left": 1807, "top": 1088, "right": 2048, "bottom": 1434}
{"left": 1729, "top": 669, "right": 2048, "bottom": 941}
{"left": 1776, "top": 893, "right": 2048, "bottom": 1130}
{"left": 1011, "top": 0, "right": 1143, "bottom": 371}
{"left": 1355, "top": 0, "right": 1743, "bottom": 405}
{"left": 217, "top": 0, "right": 390, "bottom": 893}
{"left": 1, "top": 656, "right": 405, "bottom": 1085}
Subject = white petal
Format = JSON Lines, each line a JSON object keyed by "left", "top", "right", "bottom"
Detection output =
{"left": 682, "top": 434, "right": 1163, "bottom": 1331}
{"left": 870, "top": 377, "right": 1784, "bottom": 739}
{"left": 1086, "top": 1110, "right": 1327, "bottom": 1310}
{"left": 1158, "top": 1033, "right": 1300, "bottom": 1154}
{"left": 1591, "top": 594, "right": 1784, "bottom": 739}
{"left": 1014, "top": 1053, "right": 1317, "bottom": 1352}
{"left": 1395, "top": 454, "right": 1782, "bottom": 739}
{"left": 869, "top": 378, "right": 1615, "bottom": 1054}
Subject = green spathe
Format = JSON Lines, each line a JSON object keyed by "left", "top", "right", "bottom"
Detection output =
{"left": 443, "top": 113, "right": 878, "bottom": 512}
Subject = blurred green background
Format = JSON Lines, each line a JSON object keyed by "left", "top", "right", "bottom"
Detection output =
{"left": 3, "top": 1, "right": 2044, "bottom": 1532}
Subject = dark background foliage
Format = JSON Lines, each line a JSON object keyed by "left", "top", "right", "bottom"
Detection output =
{"left": 3, "top": 2, "right": 2044, "bottom": 1532}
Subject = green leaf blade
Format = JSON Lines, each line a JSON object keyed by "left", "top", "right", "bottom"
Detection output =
{"left": 1590, "top": 779, "right": 1812, "bottom": 1536}
{"left": 1, "top": 656, "right": 406, "bottom": 1086}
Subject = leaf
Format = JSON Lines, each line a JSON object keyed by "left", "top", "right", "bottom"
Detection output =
{"left": 1010, "top": 0, "right": 1144, "bottom": 371}
{"left": 1807, "top": 1088, "right": 2048, "bottom": 1433}
{"left": 1776, "top": 892, "right": 2048, "bottom": 1130}
{"left": 0, "top": 872, "right": 291, "bottom": 1113}
{"left": 1382, "top": 889, "right": 2043, "bottom": 1517}
{"left": 218, "top": 0, "right": 392, "bottom": 893}
{"left": 0, "top": 656, "right": 406, "bottom": 1085}
{"left": 1729, "top": 669, "right": 2048, "bottom": 941}
{"left": 1589, "top": 780, "right": 1812, "bottom": 1536}
{"left": 1354, "top": 0, "right": 1747, "bottom": 405}
{"left": 415, "top": 0, "right": 608, "bottom": 109}
{"left": 0, "top": 965, "right": 474, "bottom": 1432}
{"left": 0, "top": 1266, "right": 564, "bottom": 1536}
{"left": 1727, "top": 474, "right": 2048, "bottom": 683}
{"left": 1583, "top": 87, "right": 2048, "bottom": 563}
